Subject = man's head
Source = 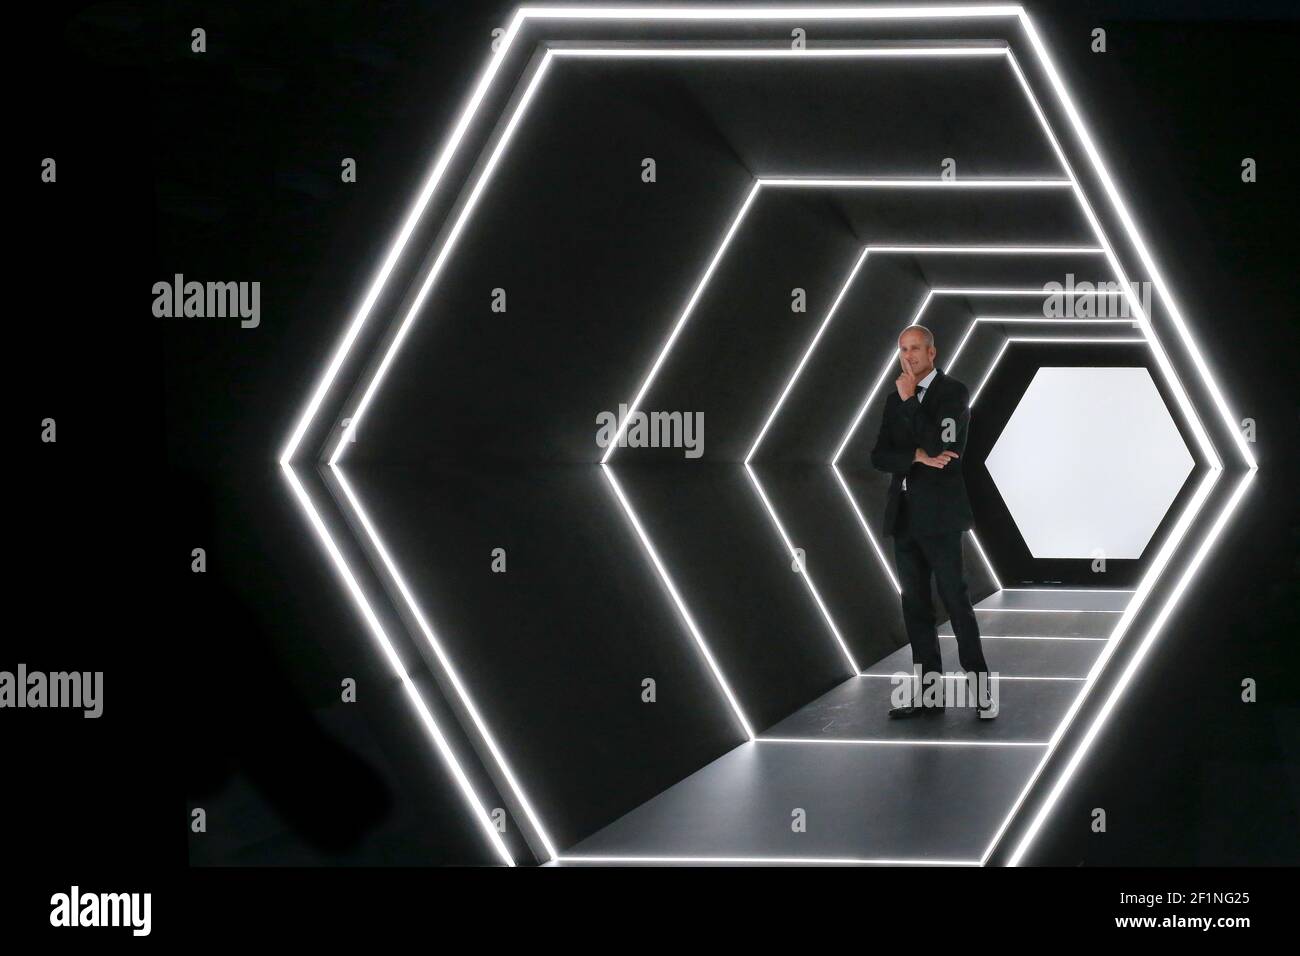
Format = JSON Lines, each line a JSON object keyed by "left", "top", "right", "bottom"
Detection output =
{"left": 898, "top": 324, "right": 937, "bottom": 379}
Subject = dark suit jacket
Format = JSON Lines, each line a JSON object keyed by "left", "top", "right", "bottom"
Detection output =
{"left": 870, "top": 366, "right": 975, "bottom": 537}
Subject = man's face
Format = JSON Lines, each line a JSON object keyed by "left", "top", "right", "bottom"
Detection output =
{"left": 898, "top": 329, "right": 937, "bottom": 379}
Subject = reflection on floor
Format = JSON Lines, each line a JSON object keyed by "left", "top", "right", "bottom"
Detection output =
{"left": 558, "top": 588, "right": 1131, "bottom": 865}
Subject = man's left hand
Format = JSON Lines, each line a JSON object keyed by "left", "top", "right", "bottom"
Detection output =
{"left": 915, "top": 449, "right": 959, "bottom": 469}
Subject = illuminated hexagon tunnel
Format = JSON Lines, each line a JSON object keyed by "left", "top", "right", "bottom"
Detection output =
{"left": 277, "top": 6, "right": 1256, "bottom": 868}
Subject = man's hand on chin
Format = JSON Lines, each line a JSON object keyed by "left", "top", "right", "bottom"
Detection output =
{"left": 914, "top": 448, "right": 959, "bottom": 469}
{"left": 895, "top": 368, "right": 918, "bottom": 400}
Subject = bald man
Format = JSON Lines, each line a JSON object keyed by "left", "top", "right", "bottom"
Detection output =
{"left": 871, "top": 324, "right": 996, "bottom": 720}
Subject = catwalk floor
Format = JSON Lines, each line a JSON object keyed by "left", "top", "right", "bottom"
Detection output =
{"left": 557, "top": 588, "right": 1129, "bottom": 865}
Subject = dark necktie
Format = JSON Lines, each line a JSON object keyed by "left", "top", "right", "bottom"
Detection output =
{"left": 903, "top": 384, "right": 927, "bottom": 492}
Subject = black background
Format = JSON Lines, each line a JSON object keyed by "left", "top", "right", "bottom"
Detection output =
{"left": 9, "top": 0, "right": 1298, "bottom": 940}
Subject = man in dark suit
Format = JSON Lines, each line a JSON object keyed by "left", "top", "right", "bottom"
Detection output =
{"left": 871, "top": 324, "right": 996, "bottom": 719}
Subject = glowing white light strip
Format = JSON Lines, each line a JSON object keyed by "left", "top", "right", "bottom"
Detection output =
{"left": 758, "top": 736, "right": 1048, "bottom": 748}
{"left": 602, "top": 464, "right": 756, "bottom": 739}
{"left": 857, "top": 673, "right": 1084, "bottom": 681}
{"left": 733, "top": 210, "right": 877, "bottom": 670}
{"left": 980, "top": 467, "right": 1225, "bottom": 866}
{"left": 976, "top": 316, "right": 1135, "bottom": 323}
{"left": 557, "top": 854, "right": 980, "bottom": 865}
{"left": 945, "top": 318, "right": 984, "bottom": 372}
{"left": 1012, "top": 11, "right": 1255, "bottom": 469}
{"left": 329, "top": 464, "right": 558, "bottom": 860}
{"left": 949, "top": 317, "right": 1137, "bottom": 370}
{"left": 1004, "top": 470, "right": 1254, "bottom": 865}
{"left": 746, "top": 247, "right": 870, "bottom": 464}
{"left": 600, "top": 181, "right": 761, "bottom": 463}
{"left": 744, "top": 464, "right": 860, "bottom": 673}
{"left": 759, "top": 178, "right": 1071, "bottom": 188}
{"left": 554, "top": 47, "right": 1006, "bottom": 58}
{"left": 278, "top": 465, "right": 515, "bottom": 865}
{"left": 968, "top": 338, "right": 1013, "bottom": 406}
{"left": 283, "top": 38, "right": 565, "bottom": 867}
{"left": 999, "top": 587, "right": 1135, "bottom": 593}
{"left": 969, "top": 336, "right": 1149, "bottom": 405}
{"left": 930, "top": 287, "right": 1106, "bottom": 296}
{"left": 1006, "top": 336, "right": 1146, "bottom": 344}
{"left": 278, "top": 10, "right": 526, "bottom": 465}
{"left": 330, "top": 51, "right": 558, "bottom": 463}
{"left": 1002, "top": 50, "right": 1221, "bottom": 471}
{"left": 977, "top": 608, "right": 1128, "bottom": 616}
{"left": 865, "top": 245, "right": 1102, "bottom": 254}
{"left": 521, "top": 6, "right": 1024, "bottom": 22}
{"left": 979, "top": 635, "right": 1107, "bottom": 641}
{"left": 967, "top": 530, "right": 1003, "bottom": 590}
{"left": 830, "top": 463, "right": 900, "bottom": 592}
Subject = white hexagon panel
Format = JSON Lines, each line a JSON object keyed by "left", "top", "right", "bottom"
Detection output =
{"left": 985, "top": 366, "right": 1195, "bottom": 561}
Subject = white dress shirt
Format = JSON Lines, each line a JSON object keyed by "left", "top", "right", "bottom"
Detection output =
{"left": 902, "top": 367, "right": 939, "bottom": 492}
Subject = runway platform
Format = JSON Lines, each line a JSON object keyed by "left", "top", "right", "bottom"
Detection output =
{"left": 558, "top": 588, "right": 1129, "bottom": 865}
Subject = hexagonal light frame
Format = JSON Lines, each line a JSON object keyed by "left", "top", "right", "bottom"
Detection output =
{"left": 277, "top": 6, "right": 1257, "bottom": 868}
{"left": 948, "top": 326, "right": 1196, "bottom": 588}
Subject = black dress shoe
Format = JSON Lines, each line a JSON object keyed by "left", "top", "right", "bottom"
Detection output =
{"left": 888, "top": 702, "right": 946, "bottom": 719}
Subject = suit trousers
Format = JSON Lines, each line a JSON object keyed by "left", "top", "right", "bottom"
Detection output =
{"left": 892, "top": 491, "right": 990, "bottom": 697}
